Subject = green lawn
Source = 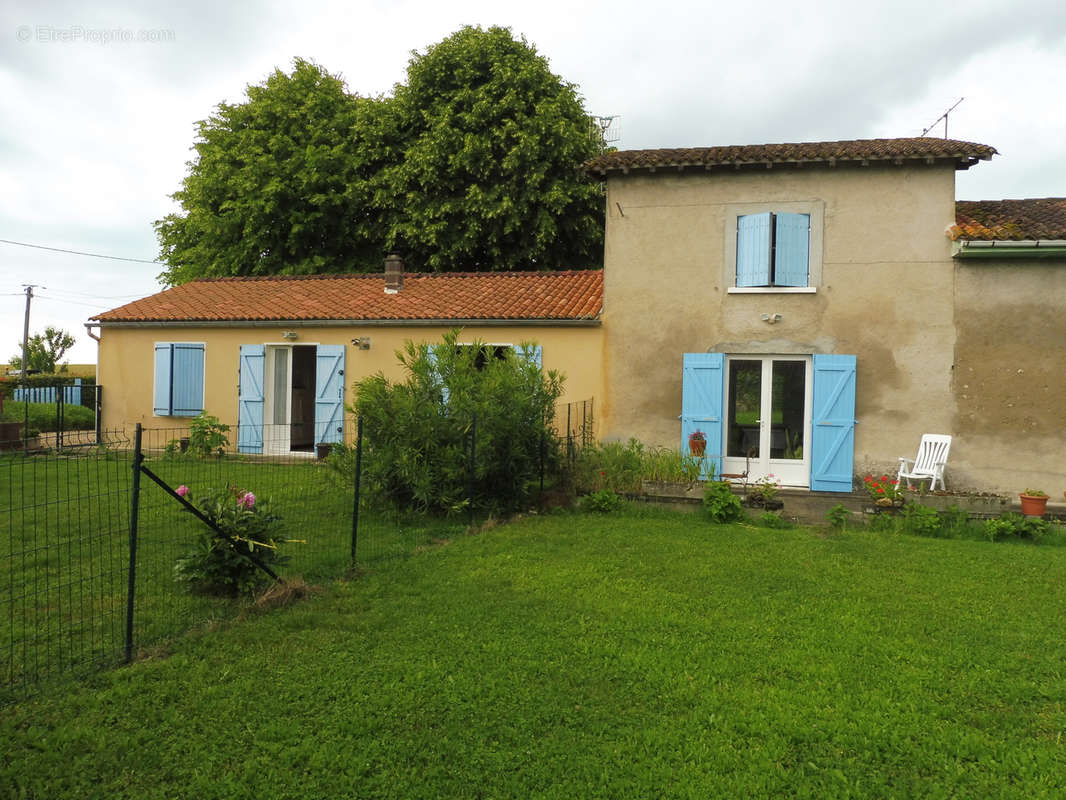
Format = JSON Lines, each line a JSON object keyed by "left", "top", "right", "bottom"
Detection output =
{"left": 2, "top": 451, "right": 462, "bottom": 688}
{"left": 4, "top": 506, "right": 1065, "bottom": 798}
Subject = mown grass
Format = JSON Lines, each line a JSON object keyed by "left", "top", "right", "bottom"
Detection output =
{"left": 2, "top": 450, "right": 462, "bottom": 689}
{"left": 4, "top": 505, "right": 1065, "bottom": 798}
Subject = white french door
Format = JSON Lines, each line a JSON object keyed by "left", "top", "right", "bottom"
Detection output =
{"left": 262, "top": 346, "right": 292, "bottom": 454}
{"left": 722, "top": 355, "right": 812, "bottom": 487}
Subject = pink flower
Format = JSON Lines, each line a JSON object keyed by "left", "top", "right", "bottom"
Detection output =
{"left": 238, "top": 492, "right": 256, "bottom": 509}
{"left": 176, "top": 485, "right": 189, "bottom": 497}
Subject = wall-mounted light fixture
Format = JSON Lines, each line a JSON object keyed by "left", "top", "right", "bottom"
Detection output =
{"left": 281, "top": 330, "right": 298, "bottom": 340}
{"left": 760, "top": 313, "right": 782, "bottom": 325}
{"left": 351, "top": 337, "right": 371, "bottom": 350}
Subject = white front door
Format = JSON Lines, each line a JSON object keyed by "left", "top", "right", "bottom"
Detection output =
{"left": 263, "top": 345, "right": 292, "bottom": 454}
{"left": 722, "top": 356, "right": 812, "bottom": 487}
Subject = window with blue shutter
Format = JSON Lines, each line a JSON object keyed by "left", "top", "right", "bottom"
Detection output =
{"left": 681, "top": 352, "right": 725, "bottom": 480}
{"left": 153, "top": 342, "right": 204, "bottom": 417}
{"left": 774, "top": 213, "right": 810, "bottom": 287}
{"left": 314, "top": 345, "right": 346, "bottom": 445}
{"left": 735, "top": 212, "right": 810, "bottom": 288}
{"left": 238, "top": 345, "right": 265, "bottom": 454}
{"left": 736, "top": 213, "right": 772, "bottom": 287}
{"left": 810, "top": 354, "right": 857, "bottom": 492}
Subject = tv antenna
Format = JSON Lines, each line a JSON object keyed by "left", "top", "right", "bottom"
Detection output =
{"left": 920, "top": 97, "right": 964, "bottom": 139}
{"left": 589, "top": 115, "right": 621, "bottom": 147}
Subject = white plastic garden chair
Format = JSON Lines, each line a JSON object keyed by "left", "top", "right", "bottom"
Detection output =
{"left": 897, "top": 434, "right": 952, "bottom": 492}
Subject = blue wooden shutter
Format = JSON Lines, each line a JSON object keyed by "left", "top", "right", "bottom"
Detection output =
{"left": 171, "top": 344, "right": 204, "bottom": 417}
{"left": 315, "top": 345, "right": 346, "bottom": 445}
{"left": 681, "top": 352, "right": 725, "bottom": 480}
{"left": 154, "top": 343, "right": 173, "bottom": 415}
{"left": 238, "top": 345, "right": 265, "bottom": 454}
{"left": 736, "top": 213, "right": 771, "bottom": 287}
{"left": 810, "top": 354, "right": 857, "bottom": 492}
{"left": 774, "top": 213, "right": 810, "bottom": 287}
{"left": 428, "top": 346, "right": 449, "bottom": 405}
{"left": 517, "top": 344, "right": 543, "bottom": 369}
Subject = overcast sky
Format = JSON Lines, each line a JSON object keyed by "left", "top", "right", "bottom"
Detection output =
{"left": 2, "top": 0, "right": 1064, "bottom": 365}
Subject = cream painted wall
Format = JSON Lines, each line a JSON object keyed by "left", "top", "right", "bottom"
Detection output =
{"left": 97, "top": 324, "right": 604, "bottom": 440}
{"left": 952, "top": 259, "right": 1066, "bottom": 492}
{"left": 601, "top": 163, "right": 963, "bottom": 485}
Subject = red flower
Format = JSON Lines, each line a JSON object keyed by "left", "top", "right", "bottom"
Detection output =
{"left": 876, "top": 487, "right": 885, "bottom": 494}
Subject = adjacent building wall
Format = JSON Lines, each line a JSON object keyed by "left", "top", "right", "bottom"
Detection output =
{"left": 953, "top": 259, "right": 1066, "bottom": 491}
{"left": 601, "top": 163, "right": 961, "bottom": 481}
{"left": 97, "top": 323, "right": 604, "bottom": 437}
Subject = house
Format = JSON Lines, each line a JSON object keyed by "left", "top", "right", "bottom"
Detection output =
{"left": 584, "top": 138, "right": 1066, "bottom": 494}
{"left": 89, "top": 261, "right": 604, "bottom": 454}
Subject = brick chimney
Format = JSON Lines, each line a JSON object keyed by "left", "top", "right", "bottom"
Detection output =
{"left": 384, "top": 253, "right": 404, "bottom": 294}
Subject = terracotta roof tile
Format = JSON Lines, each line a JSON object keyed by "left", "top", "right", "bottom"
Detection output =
{"left": 585, "top": 137, "right": 996, "bottom": 175}
{"left": 92, "top": 270, "right": 603, "bottom": 324}
{"left": 954, "top": 198, "right": 1066, "bottom": 241}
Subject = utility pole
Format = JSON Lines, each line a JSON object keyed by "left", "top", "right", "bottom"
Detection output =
{"left": 20, "top": 285, "right": 38, "bottom": 455}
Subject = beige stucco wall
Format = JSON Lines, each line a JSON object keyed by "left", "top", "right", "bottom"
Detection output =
{"left": 952, "top": 259, "right": 1066, "bottom": 492}
{"left": 601, "top": 163, "right": 966, "bottom": 484}
{"left": 96, "top": 323, "right": 604, "bottom": 439}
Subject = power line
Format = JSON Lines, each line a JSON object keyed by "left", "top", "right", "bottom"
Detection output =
{"left": 0, "top": 237, "right": 162, "bottom": 264}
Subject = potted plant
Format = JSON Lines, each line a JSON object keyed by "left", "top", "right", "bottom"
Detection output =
{"left": 1019, "top": 489, "right": 1049, "bottom": 517}
{"left": 688, "top": 430, "right": 707, "bottom": 457}
{"left": 862, "top": 474, "right": 906, "bottom": 511}
{"left": 745, "top": 474, "right": 783, "bottom": 510}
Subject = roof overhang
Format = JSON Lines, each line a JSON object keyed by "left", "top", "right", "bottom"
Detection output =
{"left": 952, "top": 240, "right": 1066, "bottom": 259}
{"left": 93, "top": 317, "right": 602, "bottom": 328}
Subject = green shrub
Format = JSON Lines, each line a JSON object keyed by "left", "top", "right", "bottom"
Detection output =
{"left": 579, "top": 489, "right": 623, "bottom": 514}
{"left": 573, "top": 439, "right": 644, "bottom": 494}
{"left": 938, "top": 505, "right": 976, "bottom": 538}
{"left": 826, "top": 503, "right": 850, "bottom": 530}
{"left": 900, "top": 502, "right": 942, "bottom": 537}
{"left": 351, "top": 329, "right": 563, "bottom": 515}
{"left": 573, "top": 440, "right": 705, "bottom": 494}
{"left": 757, "top": 511, "right": 793, "bottom": 529}
{"left": 702, "top": 481, "right": 742, "bottom": 523}
{"left": 0, "top": 401, "right": 94, "bottom": 432}
{"left": 173, "top": 484, "right": 295, "bottom": 596}
{"left": 188, "top": 413, "right": 230, "bottom": 457}
{"left": 985, "top": 512, "right": 1051, "bottom": 543}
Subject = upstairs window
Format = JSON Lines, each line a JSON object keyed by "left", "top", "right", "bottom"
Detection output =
{"left": 736, "top": 212, "right": 810, "bottom": 288}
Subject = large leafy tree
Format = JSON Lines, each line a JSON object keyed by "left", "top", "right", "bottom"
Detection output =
{"left": 386, "top": 26, "right": 604, "bottom": 271}
{"left": 156, "top": 28, "right": 604, "bottom": 285}
{"left": 156, "top": 59, "right": 389, "bottom": 285}
{"left": 10, "top": 327, "right": 75, "bottom": 373}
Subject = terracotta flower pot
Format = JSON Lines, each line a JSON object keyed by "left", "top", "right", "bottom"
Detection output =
{"left": 690, "top": 439, "right": 706, "bottom": 457}
{"left": 1019, "top": 493, "right": 1049, "bottom": 517}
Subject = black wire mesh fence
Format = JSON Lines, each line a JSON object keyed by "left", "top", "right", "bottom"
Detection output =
{"left": 2, "top": 399, "right": 595, "bottom": 696}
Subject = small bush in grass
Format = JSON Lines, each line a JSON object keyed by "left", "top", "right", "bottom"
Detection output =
{"left": 985, "top": 512, "right": 1051, "bottom": 543}
{"left": 702, "top": 481, "right": 742, "bottom": 523}
{"left": 174, "top": 484, "right": 300, "bottom": 596}
{"left": 901, "top": 502, "right": 942, "bottom": 537}
{"left": 938, "top": 505, "right": 976, "bottom": 538}
{"left": 757, "top": 511, "right": 793, "bottom": 529}
{"left": 579, "top": 489, "right": 623, "bottom": 514}
{"left": 826, "top": 503, "right": 850, "bottom": 530}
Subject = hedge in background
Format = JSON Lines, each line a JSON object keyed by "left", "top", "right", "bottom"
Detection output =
{"left": 0, "top": 401, "right": 95, "bottom": 433}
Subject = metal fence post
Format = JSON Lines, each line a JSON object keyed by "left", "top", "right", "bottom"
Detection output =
{"left": 95, "top": 385, "right": 102, "bottom": 445}
{"left": 56, "top": 381, "right": 64, "bottom": 450}
{"left": 351, "top": 416, "right": 363, "bottom": 563}
{"left": 468, "top": 412, "right": 477, "bottom": 526}
{"left": 125, "top": 423, "right": 143, "bottom": 663}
